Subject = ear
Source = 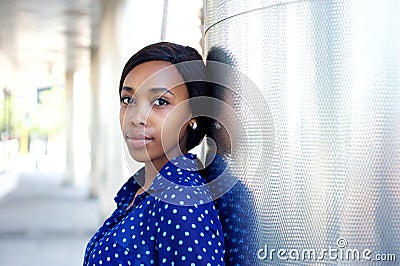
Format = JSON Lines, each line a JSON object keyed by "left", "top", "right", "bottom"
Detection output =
{"left": 189, "top": 119, "right": 198, "bottom": 130}
{"left": 189, "top": 118, "right": 196, "bottom": 125}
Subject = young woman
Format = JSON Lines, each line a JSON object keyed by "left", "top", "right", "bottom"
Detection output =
{"left": 83, "top": 42, "right": 225, "bottom": 265}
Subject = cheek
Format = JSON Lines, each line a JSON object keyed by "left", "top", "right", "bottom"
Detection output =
{"left": 160, "top": 105, "right": 191, "bottom": 140}
{"left": 163, "top": 116, "right": 188, "bottom": 136}
{"left": 119, "top": 107, "right": 127, "bottom": 128}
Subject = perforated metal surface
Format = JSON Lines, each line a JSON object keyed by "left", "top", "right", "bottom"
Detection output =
{"left": 205, "top": 0, "right": 400, "bottom": 265}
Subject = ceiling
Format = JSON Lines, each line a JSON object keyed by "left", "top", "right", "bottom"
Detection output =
{"left": 0, "top": 0, "right": 100, "bottom": 90}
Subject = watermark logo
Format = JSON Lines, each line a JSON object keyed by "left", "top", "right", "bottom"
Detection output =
{"left": 336, "top": 238, "right": 347, "bottom": 248}
{"left": 257, "top": 238, "right": 397, "bottom": 262}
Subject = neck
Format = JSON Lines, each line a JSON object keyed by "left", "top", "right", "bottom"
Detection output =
{"left": 143, "top": 158, "right": 165, "bottom": 189}
{"left": 140, "top": 128, "right": 190, "bottom": 190}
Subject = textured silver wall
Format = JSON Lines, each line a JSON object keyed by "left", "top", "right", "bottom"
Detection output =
{"left": 205, "top": 0, "right": 400, "bottom": 265}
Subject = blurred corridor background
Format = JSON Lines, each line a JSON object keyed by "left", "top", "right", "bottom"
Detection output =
{"left": 0, "top": 0, "right": 203, "bottom": 264}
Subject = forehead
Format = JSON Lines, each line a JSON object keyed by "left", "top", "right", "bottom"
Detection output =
{"left": 123, "top": 60, "right": 187, "bottom": 95}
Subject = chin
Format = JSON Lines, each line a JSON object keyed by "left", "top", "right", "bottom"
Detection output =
{"left": 128, "top": 149, "right": 152, "bottom": 163}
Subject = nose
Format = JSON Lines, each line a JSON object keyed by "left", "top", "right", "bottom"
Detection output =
{"left": 126, "top": 103, "right": 149, "bottom": 126}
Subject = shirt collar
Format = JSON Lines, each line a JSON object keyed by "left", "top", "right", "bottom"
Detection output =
{"left": 114, "top": 153, "right": 199, "bottom": 205}
{"left": 113, "top": 167, "right": 144, "bottom": 207}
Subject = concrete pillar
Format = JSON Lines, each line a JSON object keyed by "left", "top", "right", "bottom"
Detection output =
{"left": 89, "top": 46, "right": 99, "bottom": 198}
{"left": 91, "top": 0, "right": 204, "bottom": 217}
{"left": 92, "top": 0, "right": 142, "bottom": 216}
{"left": 64, "top": 70, "right": 74, "bottom": 185}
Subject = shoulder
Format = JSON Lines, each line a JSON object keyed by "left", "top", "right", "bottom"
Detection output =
{"left": 148, "top": 153, "right": 214, "bottom": 206}
{"left": 150, "top": 170, "right": 213, "bottom": 207}
{"left": 149, "top": 172, "right": 222, "bottom": 232}
{"left": 148, "top": 167, "right": 220, "bottom": 223}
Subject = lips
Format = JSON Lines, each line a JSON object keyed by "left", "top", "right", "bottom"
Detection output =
{"left": 125, "top": 131, "right": 154, "bottom": 149}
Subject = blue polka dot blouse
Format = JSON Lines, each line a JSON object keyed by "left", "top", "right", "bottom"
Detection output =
{"left": 83, "top": 153, "right": 225, "bottom": 266}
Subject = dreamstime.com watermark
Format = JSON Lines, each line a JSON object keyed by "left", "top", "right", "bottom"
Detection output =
{"left": 257, "top": 238, "right": 397, "bottom": 262}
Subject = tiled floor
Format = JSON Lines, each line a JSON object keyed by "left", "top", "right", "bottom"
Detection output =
{"left": 0, "top": 171, "right": 101, "bottom": 266}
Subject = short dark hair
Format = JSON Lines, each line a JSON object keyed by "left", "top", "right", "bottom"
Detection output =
{"left": 119, "top": 42, "right": 209, "bottom": 151}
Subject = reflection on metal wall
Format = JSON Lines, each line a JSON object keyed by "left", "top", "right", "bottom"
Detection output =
{"left": 205, "top": 0, "right": 400, "bottom": 264}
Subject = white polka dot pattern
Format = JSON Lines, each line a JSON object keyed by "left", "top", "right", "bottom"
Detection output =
{"left": 83, "top": 153, "right": 225, "bottom": 265}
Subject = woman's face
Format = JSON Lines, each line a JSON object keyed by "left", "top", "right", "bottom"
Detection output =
{"left": 120, "top": 60, "right": 192, "bottom": 165}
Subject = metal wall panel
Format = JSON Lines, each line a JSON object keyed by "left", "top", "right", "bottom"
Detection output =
{"left": 204, "top": 0, "right": 400, "bottom": 264}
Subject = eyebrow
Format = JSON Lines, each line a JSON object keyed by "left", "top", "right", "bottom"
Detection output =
{"left": 121, "top": 86, "right": 175, "bottom": 98}
{"left": 149, "top": 87, "right": 176, "bottom": 98}
{"left": 121, "top": 86, "right": 133, "bottom": 92}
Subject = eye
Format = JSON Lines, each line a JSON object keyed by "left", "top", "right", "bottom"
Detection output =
{"left": 153, "top": 97, "right": 170, "bottom": 107}
{"left": 120, "top": 96, "right": 135, "bottom": 105}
